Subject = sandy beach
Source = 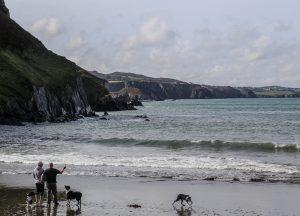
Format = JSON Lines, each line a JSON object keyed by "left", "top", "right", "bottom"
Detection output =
{"left": 1, "top": 174, "right": 300, "bottom": 216}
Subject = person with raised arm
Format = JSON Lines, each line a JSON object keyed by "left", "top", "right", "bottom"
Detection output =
{"left": 42, "top": 162, "right": 66, "bottom": 206}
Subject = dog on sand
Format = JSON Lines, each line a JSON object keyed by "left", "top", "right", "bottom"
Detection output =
{"left": 26, "top": 192, "right": 35, "bottom": 205}
{"left": 173, "top": 194, "right": 193, "bottom": 206}
{"left": 65, "top": 185, "right": 82, "bottom": 208}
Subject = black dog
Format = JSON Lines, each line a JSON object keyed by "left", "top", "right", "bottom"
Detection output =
{"left": 173, "top": 194, "right": 193, "bottom": 206}
{"left": 65, "top": 185, "right": 82, "bottom": 208}
{"left": 26, "top": 192, "right": 35, "bottom": 205}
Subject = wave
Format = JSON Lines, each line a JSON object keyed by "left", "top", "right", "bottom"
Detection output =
{"left": 0, "top": 152, "right": 299, "bottom": 175}
{"left": 65, "top": 137, "right": 300, "bottom": 153}
{"left": 1, "top": 153, "right": 300, "bottom": 185}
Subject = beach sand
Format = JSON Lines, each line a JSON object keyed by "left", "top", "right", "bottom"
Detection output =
{"left": 1, "top": 174, "right": 300, "bottom": 216}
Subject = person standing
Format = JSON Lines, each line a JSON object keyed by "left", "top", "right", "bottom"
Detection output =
{"left": 42, "top": 162, "right": 66, "bottom": 206}
{"left": 33, "top": 161, "right": 44, "bottom": 207}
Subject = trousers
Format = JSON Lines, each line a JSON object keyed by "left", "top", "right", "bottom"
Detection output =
{"left": 46, "top": 183, "right": 57, "bottom": 204}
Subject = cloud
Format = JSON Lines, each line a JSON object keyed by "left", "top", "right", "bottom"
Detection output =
{"left": 66, "top": 36, "right": 86, "bottom": 49}
{"left": 236, "top": 36, "right": 272, "bottom": 62}
{"left": 239, "top": 49, "right": 264, "bottom": 62}
{"left": 31, "top": 18, "right": 62, "bottom": 37}
{"left": 175, "top": 39, "right": 192, "bottom": 55}
{"left": 109, "top": 23, "right": 300, "bottom": 87}
{"left": 210, "top": 65, "right": 225, "bottom": 76}
{"left": 253, "top": 36, "right": 272, "bottom": 48}
{"left": 97, "top": 63, "right": 110, "bottom": 74}
{"left": 124, "top": 17, "right": 173, "bottom": 49}
{"left": 273, "top": 21, "right": 290, "bottom": 32}
{"left": 37, "top": 15, "right": 299, "bottom": 87}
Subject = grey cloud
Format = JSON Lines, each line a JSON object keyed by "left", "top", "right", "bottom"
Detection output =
{"left": 38, "top": 16, "right": 300, "bottom": 87}
{"left": 108, "top": 23, "right": 300, "bottom": 87}
{"left": 31, "top": 17, "right": 63, "bottom": 38}
{"left": 65, "top": 36, "right": 86, "bottom": 49}
{"left": 123, "top": 17, "right": 176, "bottom": 49}
{"left": 273, "top": 21, "right": 291, "bottom": 32}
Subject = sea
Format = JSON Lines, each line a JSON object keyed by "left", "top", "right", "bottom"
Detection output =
{"left": 0, "top": 98, "right": 300, "bottom": 183}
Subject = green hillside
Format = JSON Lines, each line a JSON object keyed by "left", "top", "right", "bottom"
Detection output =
{"left": 0, "top": 11, "right": 82, "bottom": 98}
{"left": 0, "top": 5, "right": 109, "bottom": 124}
{"left": 251, "top": 86, "right": 300, "bottom": 98}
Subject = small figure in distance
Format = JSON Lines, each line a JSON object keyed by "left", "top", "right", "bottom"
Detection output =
{"left": 42, "top": 163, "right": 66, "bottom": 206}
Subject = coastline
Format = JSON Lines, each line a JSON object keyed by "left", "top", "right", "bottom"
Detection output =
{"left": 1, "top": 174, "right": 300, "bottom": 215}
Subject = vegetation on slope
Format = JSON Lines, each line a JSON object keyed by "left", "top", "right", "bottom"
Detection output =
{"left": 0, "top": 7, "right": 110, "bottom": 124}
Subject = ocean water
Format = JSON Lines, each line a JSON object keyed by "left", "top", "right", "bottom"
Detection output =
{"left": 0, "top": 98, "right": 300, "bottom": 183}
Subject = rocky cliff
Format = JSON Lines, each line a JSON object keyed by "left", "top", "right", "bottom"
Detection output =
{"left": 0, "top": 0, "right": 9, "bottom": 17}
{"left": 0, "top": 1, "right": 114, "bottom": 125}
{"left": 82, "top": 71, "right": 138, "bottom": 111}
{"left": 104, "top": 72, "right": 256, "bottom": 100}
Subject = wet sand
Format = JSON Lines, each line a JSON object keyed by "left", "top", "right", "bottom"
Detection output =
{"left": 1, "top": 174, "right": 300, "bottom": 216}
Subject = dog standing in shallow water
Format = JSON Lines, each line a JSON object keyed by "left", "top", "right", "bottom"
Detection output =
{"left": 65, "top": 185, "right": 82, "bottom": 208}
{"left": 173, "top": 194, "right": 193, "bottom": 206}
{"left": 26, "top": 192, "right": 35, "bottom": 205}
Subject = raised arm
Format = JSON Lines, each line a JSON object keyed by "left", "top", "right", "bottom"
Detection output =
{"left": 59, "top": 165, "right": 66, "bottom": 174}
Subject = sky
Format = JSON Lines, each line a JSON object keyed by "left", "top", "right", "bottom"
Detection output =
{"left": 6, "top": 0, "right": 300, "bottom": 87}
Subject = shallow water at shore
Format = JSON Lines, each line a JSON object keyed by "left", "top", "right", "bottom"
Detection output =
{"left": 1, "top": 174, "right": 300, "bottom": 216}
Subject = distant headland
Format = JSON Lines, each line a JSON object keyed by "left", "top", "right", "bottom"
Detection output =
{"left": 96, "top": 72, "right": 300, "bottom": 100}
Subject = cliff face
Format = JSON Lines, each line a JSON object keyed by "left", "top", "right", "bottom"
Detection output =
{"left": 107, "top": 72, "right": 300, "bottom": 100}
{"left": 103, "top": 72, "right": 257, "bottom": 100}
{"left": 0, "top": 3, "right": 110, "bottom": 125}
{"left": 127, "top": 82, "right": 256, "bottom": 100}
{"left": 0, "top": 77, "right": 95, "bottom": 125}
{"left": 107, "top": 80, "right": 256, "bottom": 100}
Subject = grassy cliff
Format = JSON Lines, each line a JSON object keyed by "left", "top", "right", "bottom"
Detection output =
{"left": 0, "top": 5, "right": 109, "bottom": 124}
{"left": 251, "top": 87, "right": 300, "bottom": 98}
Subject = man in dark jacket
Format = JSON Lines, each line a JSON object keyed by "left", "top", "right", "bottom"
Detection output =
{"left": 42, "top": 162, "right": 66, "bottom": 206}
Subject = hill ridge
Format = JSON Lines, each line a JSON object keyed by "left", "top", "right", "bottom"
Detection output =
{"left": 98, "top": 71, "right": 300, "bottom": 99}
{"left": 0, "top": 2, "right": 134, "bottom": 125}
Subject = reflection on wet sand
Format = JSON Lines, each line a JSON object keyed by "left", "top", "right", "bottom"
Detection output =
{"left": 173, "top": 206, "right": 194, "bottom": 216}
{"left": 26, "top": 205, "right": 57, "bottom": 216}
{"left": 46, "top": 206, "right": 58, "bottom": 216}
{"left": 26, "top": 205, "right": 81, "bottom": 216}
{"left": 66, "top": 206, "right": 81, "bottom": 216}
